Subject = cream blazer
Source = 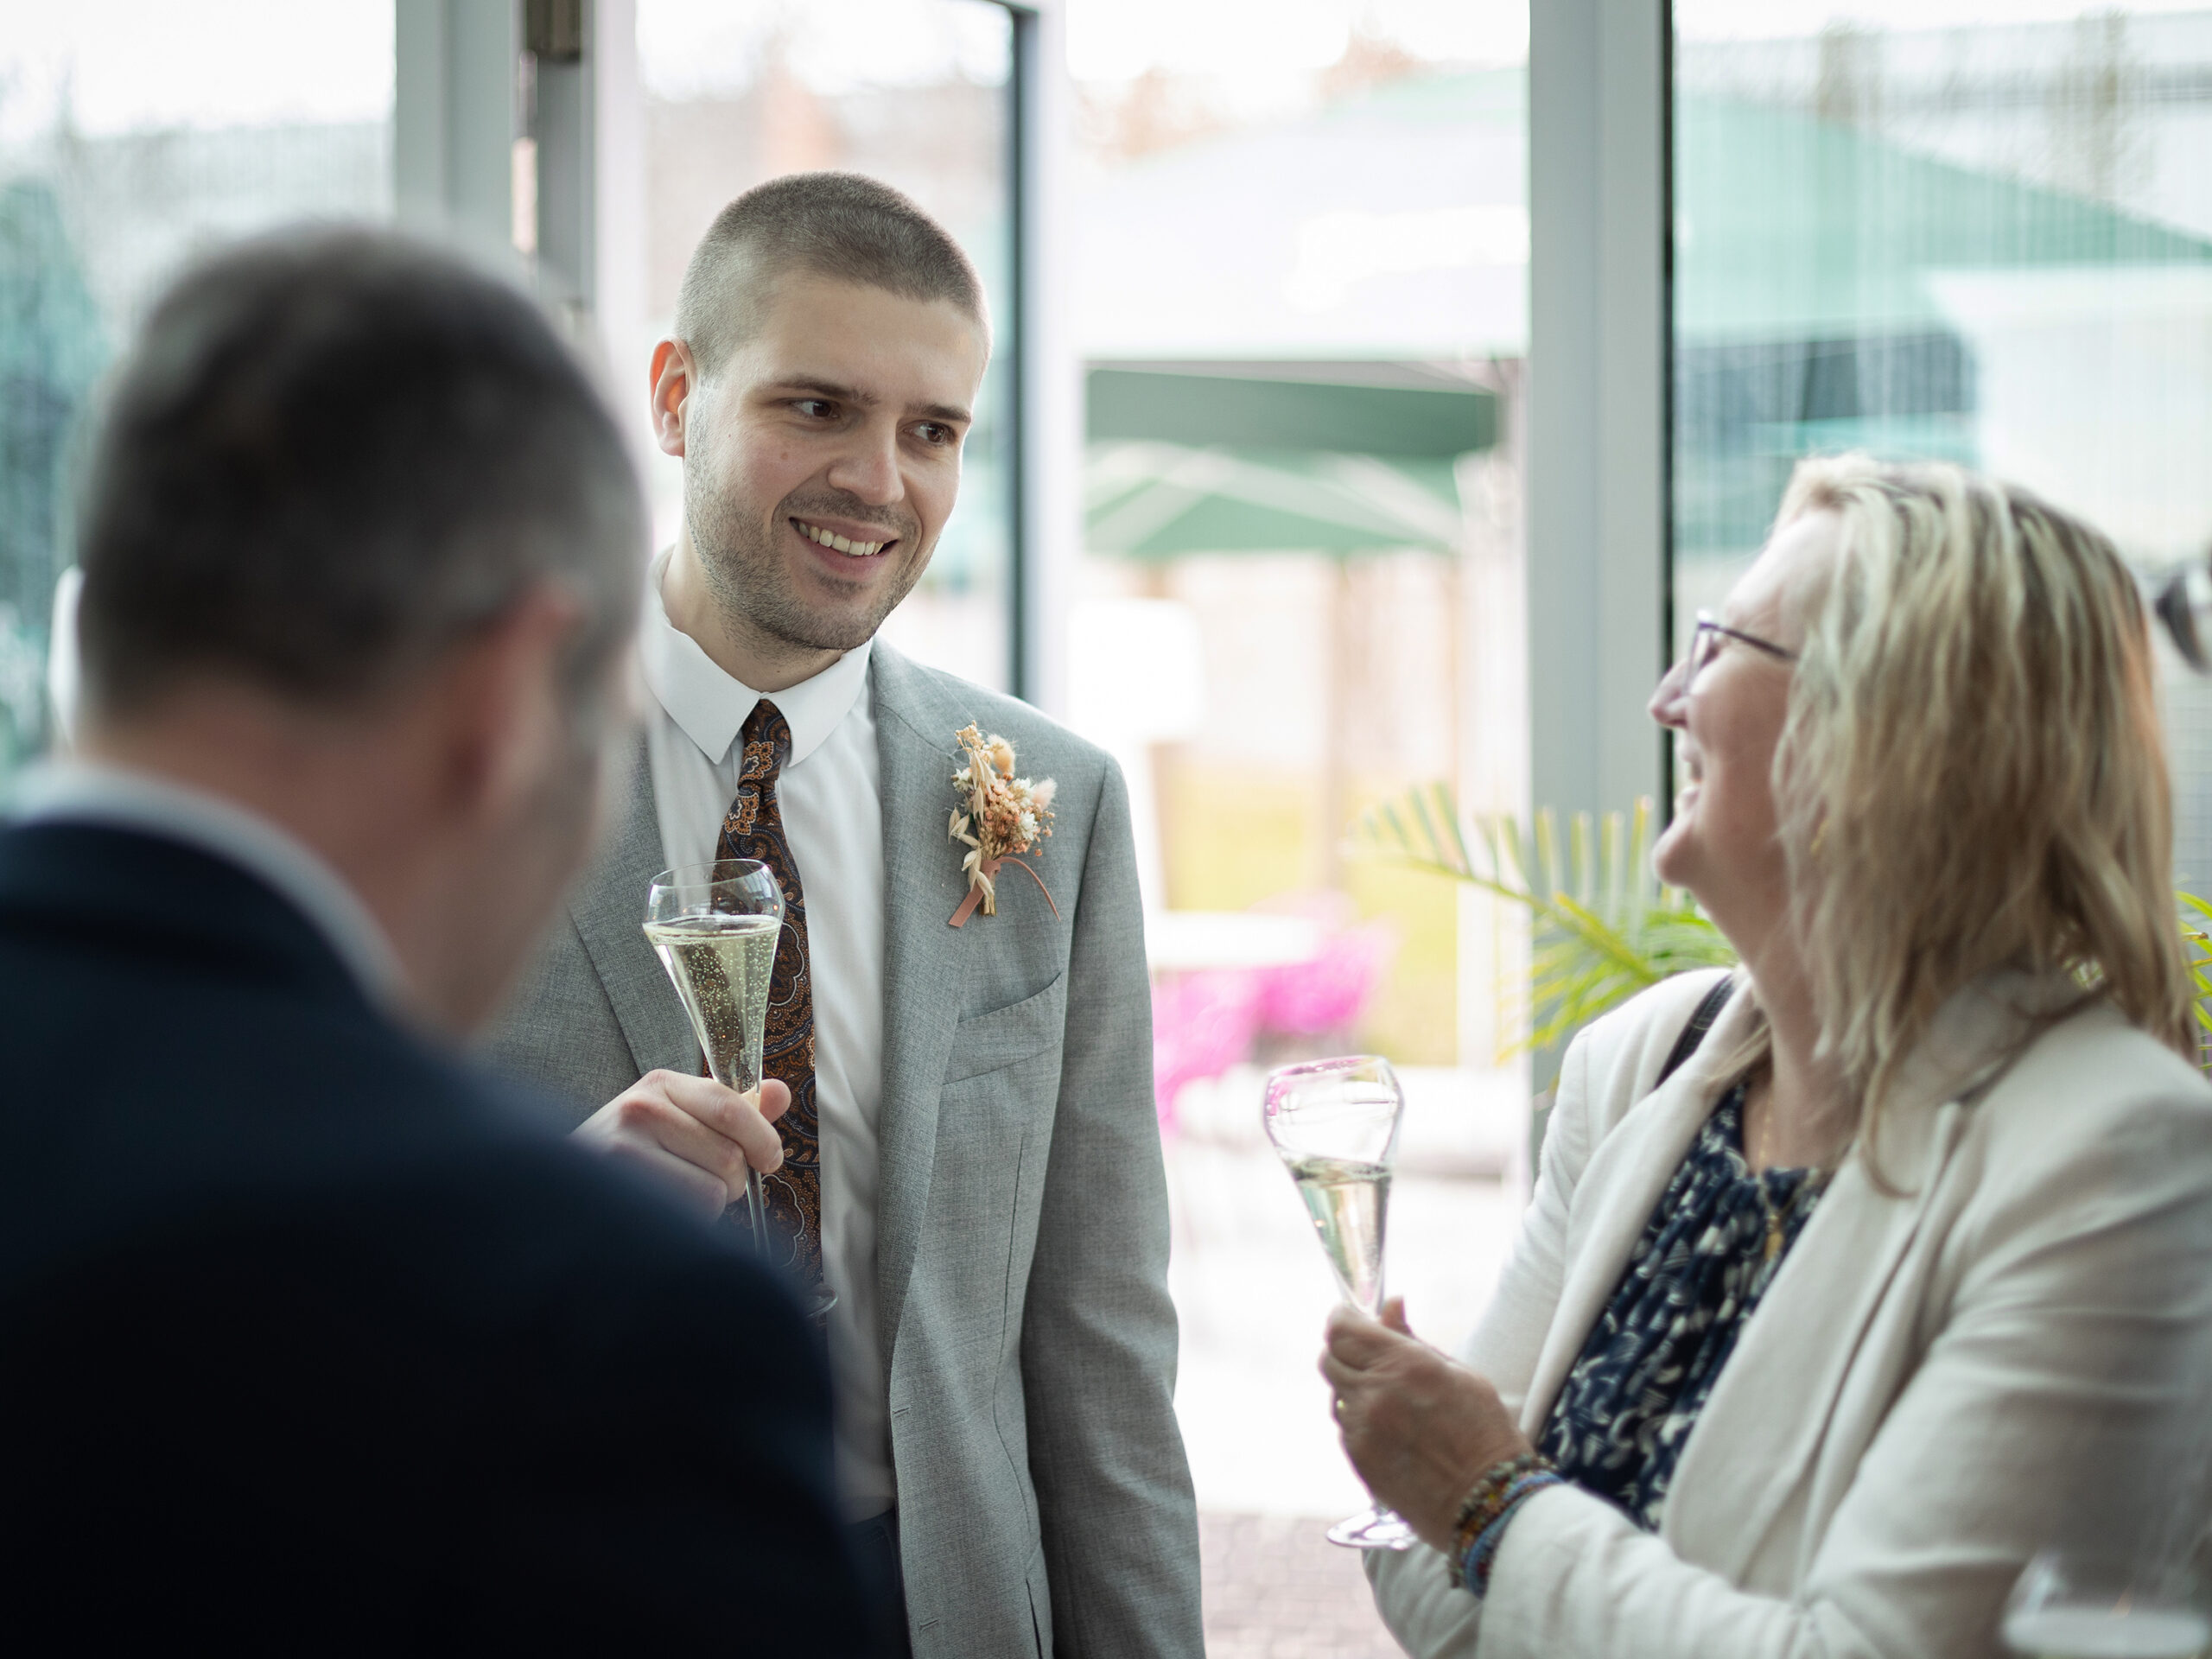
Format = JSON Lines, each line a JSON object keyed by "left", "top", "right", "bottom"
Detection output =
{"left": 1370, "top": 967, "right": 2212, "bottom": 1659}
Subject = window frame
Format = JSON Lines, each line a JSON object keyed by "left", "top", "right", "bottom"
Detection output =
{"left": 1526, "top": 0, "right": 1674, "bottom": 822}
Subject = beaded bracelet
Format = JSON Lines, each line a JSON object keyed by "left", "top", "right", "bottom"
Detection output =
{"left": 1445, "top": 1452, "right": 1561, "bottom": 1593}
{"left": 1457, "top": 1470, "right": 1561, "bottom": 1597}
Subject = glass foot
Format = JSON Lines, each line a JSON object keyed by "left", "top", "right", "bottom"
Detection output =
{"left": 1327, "top": 1504, "right": 1418, "bottom": 1551}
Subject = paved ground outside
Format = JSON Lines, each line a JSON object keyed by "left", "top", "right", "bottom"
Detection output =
{"left": 1165, "top": 1064, "right": 1529, "bottom": 1654}
{"left": 1199, "top": 1513, "right": 1403, "bottom": 1658}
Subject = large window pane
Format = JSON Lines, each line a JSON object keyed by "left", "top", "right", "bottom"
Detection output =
{"left": 633, "top": 0, "right": 1014, "bottom": 688}
{"left": 1671, "top": 5, "right": 2212, "bottom": 881}
{"left": 1074, "top": 16, "right": 1525, "bottom": 1073}
{"left": 0, "top": 0, "right": 393, "bottom": 779}
{"left": 1070, "top": 0, "right": 1530, "bottom": 1630}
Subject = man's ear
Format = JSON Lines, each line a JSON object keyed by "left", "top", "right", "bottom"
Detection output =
{"left": 649, "top": 337, "right": 696, "bottom": 460}
{"left": 440, "top": 583, "right": 587, "bottom": 825}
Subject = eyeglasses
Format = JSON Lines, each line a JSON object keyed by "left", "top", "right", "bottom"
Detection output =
{"left": 1681, "top": 610, "right": 1797, "bottom": 686}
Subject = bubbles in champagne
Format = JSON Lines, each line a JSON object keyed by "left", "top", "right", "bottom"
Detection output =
{"left": 643, "top": 912, "right": 779, "bottom": 1092}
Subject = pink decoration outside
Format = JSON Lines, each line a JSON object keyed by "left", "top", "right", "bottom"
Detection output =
{"left": 1150, "top": 912, "right": 1398, "bottom": 1131}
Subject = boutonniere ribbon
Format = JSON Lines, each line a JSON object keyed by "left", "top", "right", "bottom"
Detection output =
{"left": 947, "top": 722, "right": 1058, "bottom": 928}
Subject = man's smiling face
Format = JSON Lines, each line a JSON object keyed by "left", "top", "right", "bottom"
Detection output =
{"left": 678, "top": 270, "right": 989, "bottom": 658}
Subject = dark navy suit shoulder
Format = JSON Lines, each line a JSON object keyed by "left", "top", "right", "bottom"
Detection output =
{"left": 0, "top": 822, "right": 873, "bottom": 1654}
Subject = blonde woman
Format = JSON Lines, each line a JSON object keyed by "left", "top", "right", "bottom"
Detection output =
{"left": 1326, "top": 456, "right": 2212, "bottom": 1657}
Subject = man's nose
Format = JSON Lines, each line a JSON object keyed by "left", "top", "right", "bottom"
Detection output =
{"left": 824, "top": 424, "right": 904, "bottom": 505}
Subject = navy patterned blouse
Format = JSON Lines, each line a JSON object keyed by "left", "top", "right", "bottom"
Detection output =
{"left": 1535, "top": 1081, "right": 1828, "bottom": 1531}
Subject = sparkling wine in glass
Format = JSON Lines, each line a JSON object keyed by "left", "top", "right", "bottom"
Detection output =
{"left": 1263, "top": 1054, "right": 1416, "bottom": 1551}
{"left": 2003, "top": 1550, "right": 2211, "bottom": 1659}
{"left": 644, "top": 861, "right": 785, "bottom": 1257}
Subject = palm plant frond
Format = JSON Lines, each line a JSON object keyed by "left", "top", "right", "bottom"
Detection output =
{"left": 1357, "top": 782, "right": 2212, "bottom": 1079}
{"left": 1353, "top": 784, "right": 1736, "bottom": 1066}
{"left": 2180, "top": 893, "right": 2212, "bottom": 1055}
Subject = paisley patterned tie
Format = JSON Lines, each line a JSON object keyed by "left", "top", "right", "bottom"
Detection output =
{"left": 714, "top": 700, "right": 823, "bottom": 1292}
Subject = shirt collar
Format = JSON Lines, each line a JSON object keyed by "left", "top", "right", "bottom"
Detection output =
{"left": 7, "top": 759, "right": 406, "bottom": 1008}
{"left": 639, "top": 545, "right": 874, "bottom": 769}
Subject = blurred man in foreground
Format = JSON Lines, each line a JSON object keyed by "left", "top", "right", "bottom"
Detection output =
{"left": 0, "top": 231, "right": 872, "bottom": 1650}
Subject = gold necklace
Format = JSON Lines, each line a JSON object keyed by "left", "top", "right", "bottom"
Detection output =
{"left": 1760, "top": 1186, "right": 1787, "bottom": 1263}
{"left": 1743, "top": 1076, "right": 1821, "bottom": 1262}
{"left": 1757, "top": 1164, "right": 1831, "bottom": 1264}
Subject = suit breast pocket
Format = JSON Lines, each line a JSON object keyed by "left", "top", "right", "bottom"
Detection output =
{"left": 932, "top": 974, "right": 1071, "bottom": 1360}
{"left": 943, "top": 972, "right": 1068, "bottom": 1086}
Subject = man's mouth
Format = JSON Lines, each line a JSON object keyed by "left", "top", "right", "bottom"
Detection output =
{"left": 793, "top": 517, "right": 894, "bottom": 558}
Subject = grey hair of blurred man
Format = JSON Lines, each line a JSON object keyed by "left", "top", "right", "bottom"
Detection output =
{"left": 75, "top": 228, "right": 642, "bottom": 723}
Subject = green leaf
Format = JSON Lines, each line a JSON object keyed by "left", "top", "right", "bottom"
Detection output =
{"left": 1351, "top": 783, "right": 1738, "bottom": 1071}
{"left": 1355, "top": 791, "right": 2212, "bottom": 1083}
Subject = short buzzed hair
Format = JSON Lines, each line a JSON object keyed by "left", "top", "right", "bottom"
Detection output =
{"left": 673, "top": 171, "right": 988, "bottom": 376}
{"left": 78, "top": 228, "right": 643, "bottom": 716}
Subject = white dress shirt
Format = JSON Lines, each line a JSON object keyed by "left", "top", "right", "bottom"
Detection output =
{"left": 639, "top": 550, "right": 894, "bottom": 1521}
{"left": 7, "top": 760, "right": 404, "bottom": 1007}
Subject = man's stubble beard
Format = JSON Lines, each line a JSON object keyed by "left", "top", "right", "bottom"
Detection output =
{"left": 684, "top": 461, "right": 931, "bottom": 657}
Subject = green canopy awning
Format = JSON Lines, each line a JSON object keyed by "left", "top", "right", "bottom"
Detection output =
{"left": 1085, "top": 442, "right": 1465, "bottom": 560}
{"left": 1083, "top": 366, "right": 1493, "bottom": 559}
{"left": 1087, "top": 368, "right": 1495, "bottom": 457}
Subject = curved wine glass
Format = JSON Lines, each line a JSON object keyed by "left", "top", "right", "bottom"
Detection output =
{"left": 2003, "top": 1549, "right": 2210, "bottom": 1659}
{"left": 643, "top": 861, "right": 800, "bottom": 1269}
{"left": 1262, "top": 1053, "right": 1416, "bottom": 1551}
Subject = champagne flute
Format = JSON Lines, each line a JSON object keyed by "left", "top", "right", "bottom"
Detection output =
{"left": 643, "top": 861, "right": 786, "bottom": 1260}
{"left": 2003, "top": 1549, "right": 2211, "bottom": 1659}
{"left": 1262, "top": 1053, "right": 1416, "bottom": 1551}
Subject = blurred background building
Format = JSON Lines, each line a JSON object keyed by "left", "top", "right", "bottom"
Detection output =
{"left": 1673, "top": 6, "right": 2212, "bottom": 885}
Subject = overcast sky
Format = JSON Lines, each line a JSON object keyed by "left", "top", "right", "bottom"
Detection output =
{"left": 0, "top": 1, "right": 391, "bottom": 140}
{"left": 2, "top": 0, "right": 2208, "bottom": 142}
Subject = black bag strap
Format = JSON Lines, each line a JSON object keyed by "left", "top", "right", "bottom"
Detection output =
{"left": 1656, "top": 976, "right": 1734, "bottom": 1090}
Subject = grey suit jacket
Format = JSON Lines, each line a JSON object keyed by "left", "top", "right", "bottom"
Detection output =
{"left": 486, "top": 642, "right": 1203, "bottom": 1659}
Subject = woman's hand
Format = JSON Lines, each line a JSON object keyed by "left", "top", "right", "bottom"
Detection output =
{"left": 1320, "top": 1300, "right": 1534, "bottom": 1554}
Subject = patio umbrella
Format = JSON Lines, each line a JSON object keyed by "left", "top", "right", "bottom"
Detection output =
{"left": 1084, "top": 440, "right": 1467, "bottom": 559}
{"left": 1084, "top": 365, "right": 1495, "bottom": 559}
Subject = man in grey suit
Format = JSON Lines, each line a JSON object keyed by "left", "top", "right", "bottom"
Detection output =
{"left": 486, "top": 173, "right": 1201, "bottom": 1659}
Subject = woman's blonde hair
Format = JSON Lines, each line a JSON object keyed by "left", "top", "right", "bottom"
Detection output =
{"left": 1767, "top": 455, "right": 2192, "bottom": 1148}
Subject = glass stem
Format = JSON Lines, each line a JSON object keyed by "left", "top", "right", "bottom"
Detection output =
{"left": 745, "top": 1166, "right": 771, "bottom": 1255}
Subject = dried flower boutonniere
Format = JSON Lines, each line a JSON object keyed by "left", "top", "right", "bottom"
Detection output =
{"left": 948, "top": 722, "right": 1058, "bottom": 928}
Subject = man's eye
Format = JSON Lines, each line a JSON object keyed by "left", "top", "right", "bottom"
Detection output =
{"left": 794, "top": 399, "right": 836, "bottom": 419}
{"left": 915, "top": 423, "right": 955, "bottom": 446}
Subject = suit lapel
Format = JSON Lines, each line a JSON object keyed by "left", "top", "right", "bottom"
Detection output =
{"left": 1513, "top": 983, "right": 1769, "bottom": 1432}
{"left": 1658, "top": 969, "right": 2075, "bottom": 1580}
{"left": 1662, "top": 1096, "right": 1964, "bottom": 1580}
{"left": 1519, "top": 1064, "right": 1722, "bottom": 1436}
{"left": 869, "top": 645, "right": 977, "bottom": 1363}
{"left": 570, "top": 733, "right": 699, "bottom": 1079}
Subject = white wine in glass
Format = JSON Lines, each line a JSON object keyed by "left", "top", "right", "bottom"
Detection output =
{"left": 644, "top": 861, "right": 784, "bottom": 1258}
{"left": 2003, "top": 1550, "right": 2211, "bottom": 1659}
{"left": 1263, "top": 1054, "right": 1415, "bottom": 1551}
{"left": 1284, "top": 1152, "right": 1390, "bottom": 1313}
